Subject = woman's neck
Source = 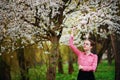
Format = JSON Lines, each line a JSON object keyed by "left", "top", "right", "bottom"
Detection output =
{"left": 85, "top": 51, "right": 92, "bottom": 55}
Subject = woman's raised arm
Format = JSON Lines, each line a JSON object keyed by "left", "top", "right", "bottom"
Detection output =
{"left": 69, "top": 27, "right": 83, "bottom": 56}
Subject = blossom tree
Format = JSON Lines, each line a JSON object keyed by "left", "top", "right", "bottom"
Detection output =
{"left": 0, "top": 0, "right": 78, "bottom": 80}
{"left": 62, "top": 0, "right": 120, "bottom": 80}
{"left": 0, "top": 0, "right": 120, "bottom": 80}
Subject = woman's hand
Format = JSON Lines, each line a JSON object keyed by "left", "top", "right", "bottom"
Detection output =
{"left": 79, "top": 65, "right": 83, "bottom": 70}
{"left": 71, "top": 26, "right": 77, "bottom": 36}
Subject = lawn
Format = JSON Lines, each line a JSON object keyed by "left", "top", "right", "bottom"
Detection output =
{"left": 12, "top": 60, "right": 114, "bottom": 80}
{"left": 95, "top": 60, "right": 115, "bottom": 80}
{"left": 56, "top": 60, "right": 115, "bottom": 80}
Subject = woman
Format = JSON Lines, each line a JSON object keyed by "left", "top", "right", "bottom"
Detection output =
{"left": 69, "top": 28, "right": 98, "bottom": 80}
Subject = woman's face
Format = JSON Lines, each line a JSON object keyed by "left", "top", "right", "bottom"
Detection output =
{"left": 83, "top": 40, "right": 92, "bottom": 51}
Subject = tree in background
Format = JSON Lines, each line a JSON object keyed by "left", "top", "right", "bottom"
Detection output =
{"left": 62, "top": 0, "right": 120, "bottom": 80}
{"left": 0, "top": 0, "right": 78, "bottom": 80}
{"left": 0, "top": 0, "right": 120, "bottom": 80}
{"left": 0, "top": 0, "right": 39, "bottom": 80}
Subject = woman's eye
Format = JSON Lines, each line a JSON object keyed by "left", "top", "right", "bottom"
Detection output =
{"left": 84, "top": 43, "right": 89, "bottom": 45}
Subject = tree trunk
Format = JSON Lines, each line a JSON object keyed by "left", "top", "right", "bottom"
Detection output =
{"left": 58, "top": 53, "right": 64, "bottom": 74}
{"left": 89, "top": 33, "right": 110, "bottom": 64}
{"left": 111, "top": 34, "right": 120, "bottom": 80}
{"left": 68, "top": 48, "right": 74, "bottom": 74}
{"left": 107, "top": 44, "right": 113, "bottom": 65}
{"left": 46, "top": 37, "right": 59, "bottom": 80}
{"left": 17, "top": 48, "right": 29, "bottom": 80}
{"left": 97, "top": 38, "right": 110, "bottom": 63}
{"left": 0, "top": 56, "right": 11, "bottom": 80}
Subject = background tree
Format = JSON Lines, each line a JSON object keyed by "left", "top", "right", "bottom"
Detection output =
{"left": 0, "top": 0, "right": 80, "bottom": 80}
{"left": 62, "top": 0, "right": 120, "bottom": 80}
{"left": 0, "top": 0, "right": 120, "bottom": 80}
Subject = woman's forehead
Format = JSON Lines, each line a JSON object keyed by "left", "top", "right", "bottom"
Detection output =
{"left": 84, "top": 40, "right": 91, "bottom": 43}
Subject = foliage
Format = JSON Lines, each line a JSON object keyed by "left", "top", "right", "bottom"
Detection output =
{"left": 0, "top": 0, "right": 120, "bottom": 54}
{"left": 61, "top": 0, "right": 120, "bottom": 46}
{"left": 0, "top": 0, "right": 70, "bottom": 54}
{"left": 64, "top": 0, "right": 120, "bottom": 33}
{"left": 0, "top": 1, "right": 118, "bottom": 80}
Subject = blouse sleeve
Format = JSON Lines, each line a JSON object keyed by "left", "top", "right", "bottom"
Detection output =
{"left": 69, "top": 35, "right": 83, "bottom": 56}
{"left": 82, "top": 54, "right": 98, "bottom": 71}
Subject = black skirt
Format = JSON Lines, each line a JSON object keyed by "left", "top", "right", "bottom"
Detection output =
{"left": 77, "top": 70, "right": 95, "bottom": 80}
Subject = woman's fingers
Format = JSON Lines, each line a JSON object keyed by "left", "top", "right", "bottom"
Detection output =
{"left": 72, "top": 26, "right": 77, "bottom": 31}
{"left": 79, "top": 65, "right": 83, "bottom": 70}
{"left": 71, "top": 26, "right": 77, "bottom": 36}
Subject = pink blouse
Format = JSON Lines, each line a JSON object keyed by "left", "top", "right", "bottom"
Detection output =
{"left": 69, "top": 36, "right": 98, "bottom": 72}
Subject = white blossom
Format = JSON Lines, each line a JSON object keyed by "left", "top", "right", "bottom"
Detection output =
{"left": 0, "top": 0, "right": 120, "bottom": 53}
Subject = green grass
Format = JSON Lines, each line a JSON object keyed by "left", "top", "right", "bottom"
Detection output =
{"left": 95, "top": 60, "right": 115, "bottom": 80}
{"left": 56, "top": 63, "right": 78, "bottom": 80}
{"left": 11, "top": 60, "right": 115, "bottom": 80}
{"left": 56, "top": 60, "right": 115, "bottom": 80}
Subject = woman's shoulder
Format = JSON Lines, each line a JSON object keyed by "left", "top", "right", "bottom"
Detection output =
{"left": 90, "top": 53, "right": 98, "bottom": 57}
{"left": 93, "top": 54, "right": 98, "bottom": 58}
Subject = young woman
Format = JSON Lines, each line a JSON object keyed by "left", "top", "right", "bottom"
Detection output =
{"left": 69, "top": 28, "right": 98, "bottom": 80}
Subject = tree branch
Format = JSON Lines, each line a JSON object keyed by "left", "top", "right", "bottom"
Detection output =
{"left": 66, "top": 0, "right": 80, "bottom": 14}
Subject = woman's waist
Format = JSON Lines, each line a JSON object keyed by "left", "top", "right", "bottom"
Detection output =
{"left": 78, "top": 61, "right": 92, "bottom": 66}
{"left": 79, "top": 69, "right": 93, "bottom": 73}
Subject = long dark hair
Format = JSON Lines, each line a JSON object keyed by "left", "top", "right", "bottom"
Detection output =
{"left": 87, "top": 39, "right": 96, "bottom": 54}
